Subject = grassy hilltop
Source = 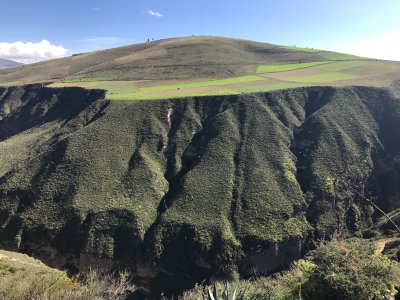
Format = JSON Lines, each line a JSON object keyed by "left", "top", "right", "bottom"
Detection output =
{"left": 0, "top": 37, "right": 400, "bottom": 297}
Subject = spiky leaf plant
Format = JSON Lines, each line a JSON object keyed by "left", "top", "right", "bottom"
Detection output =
{"left": 204, "top": 282, "right": 245, "bottom": 300}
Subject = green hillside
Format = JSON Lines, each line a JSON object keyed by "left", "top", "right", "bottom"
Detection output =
{"left": 1, "top": 36, "right": 400, "bottom": 298}
{"left": 1, "top": 83, "right": 400, "bottom": 296}
{"left": 0, "top": 36, "right": 352, "bottom": 82}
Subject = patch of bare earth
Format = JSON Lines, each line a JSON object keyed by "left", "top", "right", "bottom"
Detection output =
{"left": 375, "top": 237, "right": 400, "bottom": 254}
{"left": 116, "top": 48, "right": 167, "bottom": 64}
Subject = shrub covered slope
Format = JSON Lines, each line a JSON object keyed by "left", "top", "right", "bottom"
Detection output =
{"left": 0, "top": 84, "right": 400, "bottom": 295}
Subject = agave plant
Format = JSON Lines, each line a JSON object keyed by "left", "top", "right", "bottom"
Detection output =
{"left": 203, "top": 282, "right": 245, "bottom": 300}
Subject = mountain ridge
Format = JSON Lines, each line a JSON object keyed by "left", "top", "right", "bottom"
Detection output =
{"left": 0, "top": 58, "right": 22, "bottom": 68}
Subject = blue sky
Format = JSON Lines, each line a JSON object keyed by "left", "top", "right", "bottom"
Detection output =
{"left": 1, "top": 0, "right": 400, "bottom": 62}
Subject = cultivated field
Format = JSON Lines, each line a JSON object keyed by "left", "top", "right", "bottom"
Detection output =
{"left": 47, "top": 58, "right": 400, "bottom": 100}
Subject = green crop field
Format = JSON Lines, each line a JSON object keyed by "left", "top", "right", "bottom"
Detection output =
{"left": 256, "top": 61, "right": 332, "bottom": 73}
{"left": 288, "top": 72, "right": 360, "bottom": 83}
{"left": 63, "top": 76, "right": 115, "bottom": 82}
{"left": 140, "top": 75, "right": 266, "bottom": 91}
{"left": 107, "top": 89, "right": 240, "bottom": 100}
{"left": 43, "top": 56, "right": 396, "bottom": 100}
{"left": 106, "top": 75, "right": 267, "bottom": 100}
{"left": 108, "top": 88, "right": 239, "bottom": 100}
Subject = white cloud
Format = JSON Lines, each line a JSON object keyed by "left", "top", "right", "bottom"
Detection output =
{"left": 334, "top": 32, "right": 400, "bottom": 61}
{"left": 0, "top": 40, "right": 68, "bottom": 63}
{"left": 148, "top": 9, "right": 163, "bottom": 17}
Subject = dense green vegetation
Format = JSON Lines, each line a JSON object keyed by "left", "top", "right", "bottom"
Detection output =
{"left": 2, "top": 238, "right": 398, "bottom": 299}
{"left": 1, "top": 83, "right": 400, "bottom": 297}
{"left": 304, "top": 239, "right": 400, "bottom": 299}
{"left": 0, "top": 238, "right": 400, "bottom": 300}
{"left": 182, "top": 238, "right": 400, "bottom": 299}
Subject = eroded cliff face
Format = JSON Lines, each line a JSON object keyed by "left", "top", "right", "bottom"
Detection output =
{"left": 0, "top": 84, "right": 400, "bottom": 296}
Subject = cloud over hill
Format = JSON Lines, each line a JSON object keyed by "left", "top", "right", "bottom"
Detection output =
{"left": 0, "top": 40, "right": 68, "bottom": 63}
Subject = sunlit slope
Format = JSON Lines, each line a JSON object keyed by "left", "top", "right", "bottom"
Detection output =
{"left": 2, "top": 36, "right": 400, "bottom": 100}
{"left": 0, "top": 36, "right": 347, "bottom": 83}
{"left": 0, "top": 249, "right": 74, "bottom": 299}
{"left": 47, "top": 57, "right": 400, "bottom": 100}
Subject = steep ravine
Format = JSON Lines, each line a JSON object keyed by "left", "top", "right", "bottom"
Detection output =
{"left": 0, "top": 84, "right": 400, "bottom": 297}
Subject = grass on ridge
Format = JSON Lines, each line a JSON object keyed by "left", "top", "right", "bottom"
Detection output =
{"left": 319, "top": 51, "right": 363, "bottom": 61}
{"left": 256, "top": 61, "right": 332, "bottom": 73}
{"left": 107, "top": 88, "right": 239, "bottom": 100}
{"left": 280, "top": 45, "right": 321, "bottom": 52}
{"left": 236, "top": 82, "right": 312, "bottom": 93}
{"left": 63, "top": 76, "right": 115, "bottom": 83}
{"left": 281, "top": 45, "right": 363, "bottom": 60}
{"left": 314, "top": 60, "right": 370, "bottom": 72}
{"left": 0, "top": 81, "right": 22, "bottom": 87}
{"left": 48, "top": 80, "right": 138, "bottom": 94}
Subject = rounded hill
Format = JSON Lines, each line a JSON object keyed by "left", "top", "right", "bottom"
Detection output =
{"left": 0, "top": 36, "right": 365, "bottom": 83}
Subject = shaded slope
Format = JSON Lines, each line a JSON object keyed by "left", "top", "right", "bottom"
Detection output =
{"left": 291, "top": 87, "right": 400, "bottom": 239}
{"left": 0, "top": 84, "right": 400, "bottom": 295}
